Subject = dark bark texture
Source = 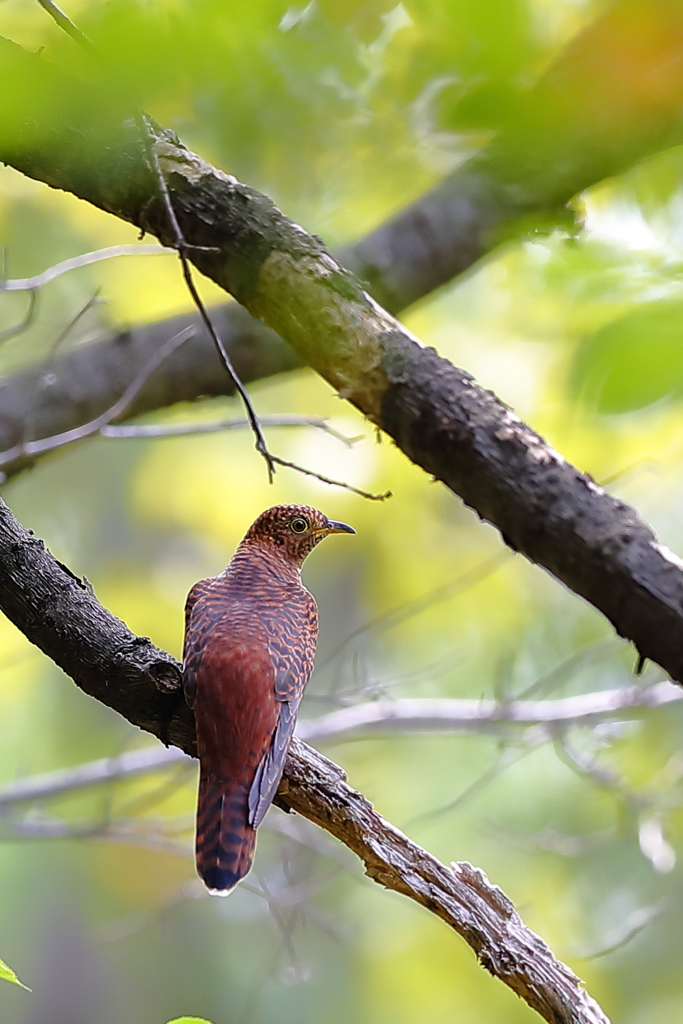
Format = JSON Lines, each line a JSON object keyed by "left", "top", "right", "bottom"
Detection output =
{"left": 0, "top": 494, "right": 608, "bottom": 1024}
{"left": 3, "top": 35, "right": 683, "bottom": 688}
{"left": 380, "top": 337, "right": 683, "bottom": 676}
{"left": 5, "top": 1, "right": 683, "bottom": 476}
{"left": 0, "top": 498, "right": 191, "bottom": 750}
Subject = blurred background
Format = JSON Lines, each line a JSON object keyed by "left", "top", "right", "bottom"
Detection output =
{"left": 2, "top": 0, "right": 683, "bottom": 1021}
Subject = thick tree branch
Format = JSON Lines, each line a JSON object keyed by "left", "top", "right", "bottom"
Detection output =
{"left": 5, "top": 3, "right": 683, "bottom": 480}
{"left": 2, "top": 42, "right": 683, "bottom": 681}
{"left": 0, "top": 497, "right": 607, "bottom": 1023}
{"left": 281, "top": 739, "right": 608, "bottom": 1024}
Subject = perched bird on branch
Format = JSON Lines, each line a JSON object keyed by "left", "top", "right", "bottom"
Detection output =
{"left": 183, "top": 504, "right": 355, "bottom": 895}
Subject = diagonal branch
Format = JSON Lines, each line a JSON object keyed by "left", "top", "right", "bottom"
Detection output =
{"left": 0, "top": 495, "right": 607, "bottom": 1023}
{"left": 2, "top": 36, "right": 683, "bottom": 685}
{"left": 5, "top": 1, "right": 683, "bottom": 480}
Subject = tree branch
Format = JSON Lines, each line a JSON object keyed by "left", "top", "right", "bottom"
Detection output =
{"left": 0, "top": 301, "right": 302, "bottom": 480}
{"left": 2, "top": 36, "right": 683, "bottom": 686}
{"left": 1, "top": 680, "right": 679, "bottom": 809}
{"left": 298, "top": 683, "right": 683, "bottom": 741}
{"left": 0, "top": 495, "right": 607, "bottom": 1022}
{"left": 5, "top": 3, "right": 683, "bottom": 482}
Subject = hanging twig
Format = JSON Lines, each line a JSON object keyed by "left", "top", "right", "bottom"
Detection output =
{"left": 265, "top": 452, "right": 390, "bottom": 501}
{"left": 135, "top": 113, "right": 279, "bottom": 479}
{"left": 131, "top": 124, "right": 391, "bottom": 500}
{"left": 135, "top": 114, "right": 389, "bottom": 499}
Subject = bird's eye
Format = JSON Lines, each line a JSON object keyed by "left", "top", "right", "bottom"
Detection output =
{"left": 290, "top": 517, "right": 309, "bottom": 534}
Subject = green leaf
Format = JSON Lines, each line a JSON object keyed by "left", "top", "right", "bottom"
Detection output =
{"left": 165, "top": 1018, "right": 214, "bottom": 1024}
{"left": 0, "top": 957, "right": 30, "bottom": 991}
{"left": 570, "top": 298, "right": 683, "bottom": 413}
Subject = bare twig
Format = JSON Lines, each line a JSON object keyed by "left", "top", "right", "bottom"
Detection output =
{"left": 35, "top": 0, "right": 97, "bottom": 56}
{"left": 1, "top": 682, "right": 679, "bottom": 809}
{"left": 0, "top": 325, "right": 195, "bottom": 471}
{"left": 136, "top": 116, "right": 385, "bottom": 501}
{"left": 136, "top": 113, "right": 279, "bottom": 479}
{"left": 100, "top": 415, "right": 363, "bottom": 445}
{"left": 0, "top": 244, "right": 172, "bottom": 291}
{"left": 319, "top": 552, "right": 512, "bottom": 671}
{"left": 266, "top": 453, "right": 390, "bottom": 501}
{"left": 20, "top": 290, "right": 103, "bottom": 450}
{"left": 0, "top": 745, "right": 189, "bottom": 808}
{"left": 301, "top": 683, "right": 683, "bottom": 743}
{"left": 553, "top": 734, "right": 640, "bottom": 802}
{"left": 0, "top": 290, "right": 38, "bottom": 343}
{"left": 575, "top": 900, "right": 669, "bottom": 961}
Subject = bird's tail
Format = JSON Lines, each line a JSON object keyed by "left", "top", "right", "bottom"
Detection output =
{"left": 195, "top": 774, "right": 256, "bottom": 895}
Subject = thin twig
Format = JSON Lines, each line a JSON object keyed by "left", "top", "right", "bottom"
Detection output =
{"left": 21, "top": 290, "right": 103, "bottom": 451}
{"left": 137, "top": 115, "right": 386, "bottom": 500}
{"left": 576, "top": 900, "right": 669, "bottom": 961}
{"left": 318, "top": 551, "right": 511, "bottom": 671}
{"left": 1, "top": 681, "right": 679, "bottom": 809}
{"left": 0, "top": 325, "right": 195, "bottom": 469}
{"left": 35, "top": 0, "right": 98, "bottom": 56}
{"left": 268, "top": 453, "right": 391, "bottom": 501}
{"left": 101, "top": 415, "right": 363, "bottom": 446}
{"left": 406, "top": 743, "right": 542, "bottom": 829}
{"left": 0, "top": 245, "right": 173, "bottom": 291}
{"left": 0, "top": 290, "right": 38, "bottom": 342}
{"left": 135, "top": 114, "right": 279, "bottom": 476}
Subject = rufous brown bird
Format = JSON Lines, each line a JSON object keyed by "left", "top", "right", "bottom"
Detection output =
{"left": 183, "top": 504, "right": 355, "bottom": 895}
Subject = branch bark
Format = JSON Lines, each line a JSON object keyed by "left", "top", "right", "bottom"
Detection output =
{"left": 5, "top": 2, "right": 683, "bottom": 480}
{"left": 2, "top": 40, "right": 683, "bottom": 682}
{"left": 0, "top": 495, "right": 607, "bottom": 1023}
{"left": 5, "top": 58, "right": 683, "bottom": 685}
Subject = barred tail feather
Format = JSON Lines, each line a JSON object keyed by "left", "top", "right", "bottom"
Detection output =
{"left": 195, "top": 775, "right": 256, "bottom": 895}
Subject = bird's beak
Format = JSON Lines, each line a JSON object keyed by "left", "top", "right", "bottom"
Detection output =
{"left": 319, "top": 520, "right": 356, "bottom": 535}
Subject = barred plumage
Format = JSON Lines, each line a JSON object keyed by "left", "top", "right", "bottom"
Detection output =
{"left": 183, "top": 504, "right": 354, "bottom": 895}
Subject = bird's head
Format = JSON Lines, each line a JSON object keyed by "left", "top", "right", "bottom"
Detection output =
{"left": 243, "top": 504, "right": 355, "bottom": 566}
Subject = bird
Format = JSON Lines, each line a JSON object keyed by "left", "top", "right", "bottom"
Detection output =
{"left": 183, "top": 504, "right": 355, "bottom": 896}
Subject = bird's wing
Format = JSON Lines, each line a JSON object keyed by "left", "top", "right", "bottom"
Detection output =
{"left": 182, "top": 578, "right": 216, "bottom": 709}
{"left": 264, "top": 591, "right": 318, "bottom": 703}
{"left": 248, "top": 697, "right": 301, "bottom": 828}
{"left": 248, "top": 593, "right": 318, "bottom": 827}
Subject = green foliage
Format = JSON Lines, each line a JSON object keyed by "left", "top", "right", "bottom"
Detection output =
{"left": 572, "top": 299, "right": 683, "bottom": 413}
{"left": 0, "top": 957, "right": 29, "bottom": 992}
{"left": 166, "top": 1018, "right": 214, "bottom": 1023}
{"left": 5, "top": 2, "right": 683, "bottom": 1024}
